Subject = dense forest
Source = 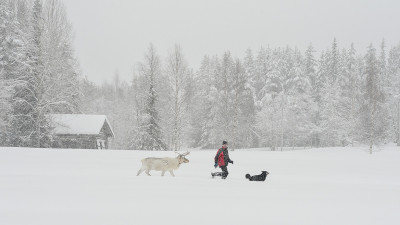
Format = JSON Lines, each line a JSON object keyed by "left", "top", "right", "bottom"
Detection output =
{"left": 1, "top": 0, "right": 399, "bottom": 151}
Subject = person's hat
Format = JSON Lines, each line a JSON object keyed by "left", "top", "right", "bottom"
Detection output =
{"left": 222, "top": 141, "right": 228, "bottom": 145}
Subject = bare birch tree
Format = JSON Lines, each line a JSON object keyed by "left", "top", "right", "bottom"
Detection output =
{"left": 165, "top": 45, "right": 191, "bottom": 151}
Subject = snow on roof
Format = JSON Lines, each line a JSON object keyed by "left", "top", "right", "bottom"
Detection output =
{"left": 49, "top": 114, "right": 115, "bottom": 137}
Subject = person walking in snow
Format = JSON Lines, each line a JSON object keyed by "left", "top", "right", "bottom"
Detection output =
{"left": 212, "top": 141, "right": 233, "bottom": 179}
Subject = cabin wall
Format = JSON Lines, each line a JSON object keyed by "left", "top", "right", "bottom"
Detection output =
{"left": 52, "top": 134, "right": 110, "bottom": 149}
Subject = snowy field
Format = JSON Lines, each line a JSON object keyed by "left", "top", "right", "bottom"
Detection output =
{"left": 1, "top": 145, "right": 400, "bottom": 225}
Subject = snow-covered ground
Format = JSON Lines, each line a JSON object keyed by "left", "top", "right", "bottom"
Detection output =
{"left": 1, "top": 145, "right": 399, "bottom": 225}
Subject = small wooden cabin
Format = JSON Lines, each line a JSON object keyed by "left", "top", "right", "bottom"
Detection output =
{"left": 49, "top": 114, "right": 115, "bottom": 149}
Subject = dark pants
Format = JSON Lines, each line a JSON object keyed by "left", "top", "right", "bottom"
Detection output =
{"left": 215, "top": 166, "right": 229, "bottom": 179}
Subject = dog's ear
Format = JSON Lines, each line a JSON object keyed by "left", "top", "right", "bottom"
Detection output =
{"left": 245, "top": 174, "right": 251, "bottom": 179}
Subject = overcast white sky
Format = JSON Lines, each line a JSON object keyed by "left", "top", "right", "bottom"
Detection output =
{"left": 63, "top": 0, "right": 400, "bottom": 84}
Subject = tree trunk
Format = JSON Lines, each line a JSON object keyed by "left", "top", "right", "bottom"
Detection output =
{"left": 311, "top": 135, "right": 313, "bottom": 149}
{"left": 369, "top": 109, "right": 373, "bottom": 154}
{"left": 369, "top": 101, "right": 376, "bottom": 154}
{"left": 397, "top": 100, "right": 400, "bottom": 146}
{"left": 233, "top": 90, "right": 239, "bottom": 151}
{"left": 271, "top": 124, "right": 276, "bottom": 151}
{"left": 36, "top": 110, "right": 41, "bottom": 148}
{"left": 280, "top": 100, "right": 284, "bottom": 152}
{"left": 291, "top": 132, "right": 294, "bottom": 150}
{"left": 369, "top": 119, "right": 373, "bottom": 154}
{"left": 174, "top": 81, "right": 179, "bottom": 151}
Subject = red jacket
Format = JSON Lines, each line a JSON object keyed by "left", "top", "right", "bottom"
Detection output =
{"left": 214, "top": 147, "right": 232, "bottom": 167}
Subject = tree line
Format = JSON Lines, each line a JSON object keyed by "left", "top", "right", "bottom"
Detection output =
{"left": 81, "top": 40, "right": 400, "bottom": 152}
{"left": 1, "top": 1, "right": 399, "bottom": 151}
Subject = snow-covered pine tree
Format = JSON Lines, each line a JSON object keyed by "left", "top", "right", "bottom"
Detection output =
{"left": 29, "top": 0, "right": 52, "bottom": 147}
{"left": 387, "top": 44, "right": 400, "bottom": 146}
{"left": 319, "top": 39, "right": 343, "bottom": 146}
{"left": 377, "top": 39, "right": 396, "bottom": 144}
{"left": 3, "top": 0, "right": 50, "bottom": 147}
{"left": 181, "top": 66, "right": 195, "bottom": 148}
{"left": 0, "top": 0, "right": 28, "bottom": 145}
{"left": 254, "top": 47, "right": 272, "bottom": 106}
{"left": 188, "top": 56, "right": 209, "bottom": 148}
{"left": 287, "top": 47, "right": 312, "bottom": 148}
{"left": 191, "top": 55, "right": 220, "bottom": 148}
{"left": 138, "top": 44, "right": 167, "bottom": 150}
{"left": 330, "top": 38, "right": 339, "bottom": 83}
{"left": 304, "top": 44, "right": 320, "bottom": 147}
{"left": 361, "top": 44, "right": 388, "bottom": 153}
{"left": 256, "top": 47, "right": 284, "bottom": 150}
{"left": 311, "top": 50, "right": 330, "bottom": 147}
{"left": 305, "top": 44, "right": 317, "bottom": 80}
{"left": 256, "top": 92, "right": 281, "bottom": 150}
{"left": 349, "top": 45, "right": 363, "bottom": 146}
{"left": 243, "top": 48, "right": 256, "bottom": 99}
{"left": 333, "top": 47, "right": 351, "bottom": 146}
{"left": 128, "top": 69, "right": 147, "bottom": 150}
{"left": 379, "top": 40, "right": 387, "bottom": 87}
{"left": 231, "top": 58, "right": 255, "bottom": 149}
{"left": 377, "top": 40, "right": 391, "bottom": 144}
{"left": 218, "top": 52, "right": 234, "bottom": 144}
{"left": 242, "top": 48, "right": 259, "bottom": 147}
{"left": 336, "top": 44, "right": 363, "bottom": 146}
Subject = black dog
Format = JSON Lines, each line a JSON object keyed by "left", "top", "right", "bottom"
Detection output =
{"left": 245, "top": 171, "right": 269, "bottom": 181}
